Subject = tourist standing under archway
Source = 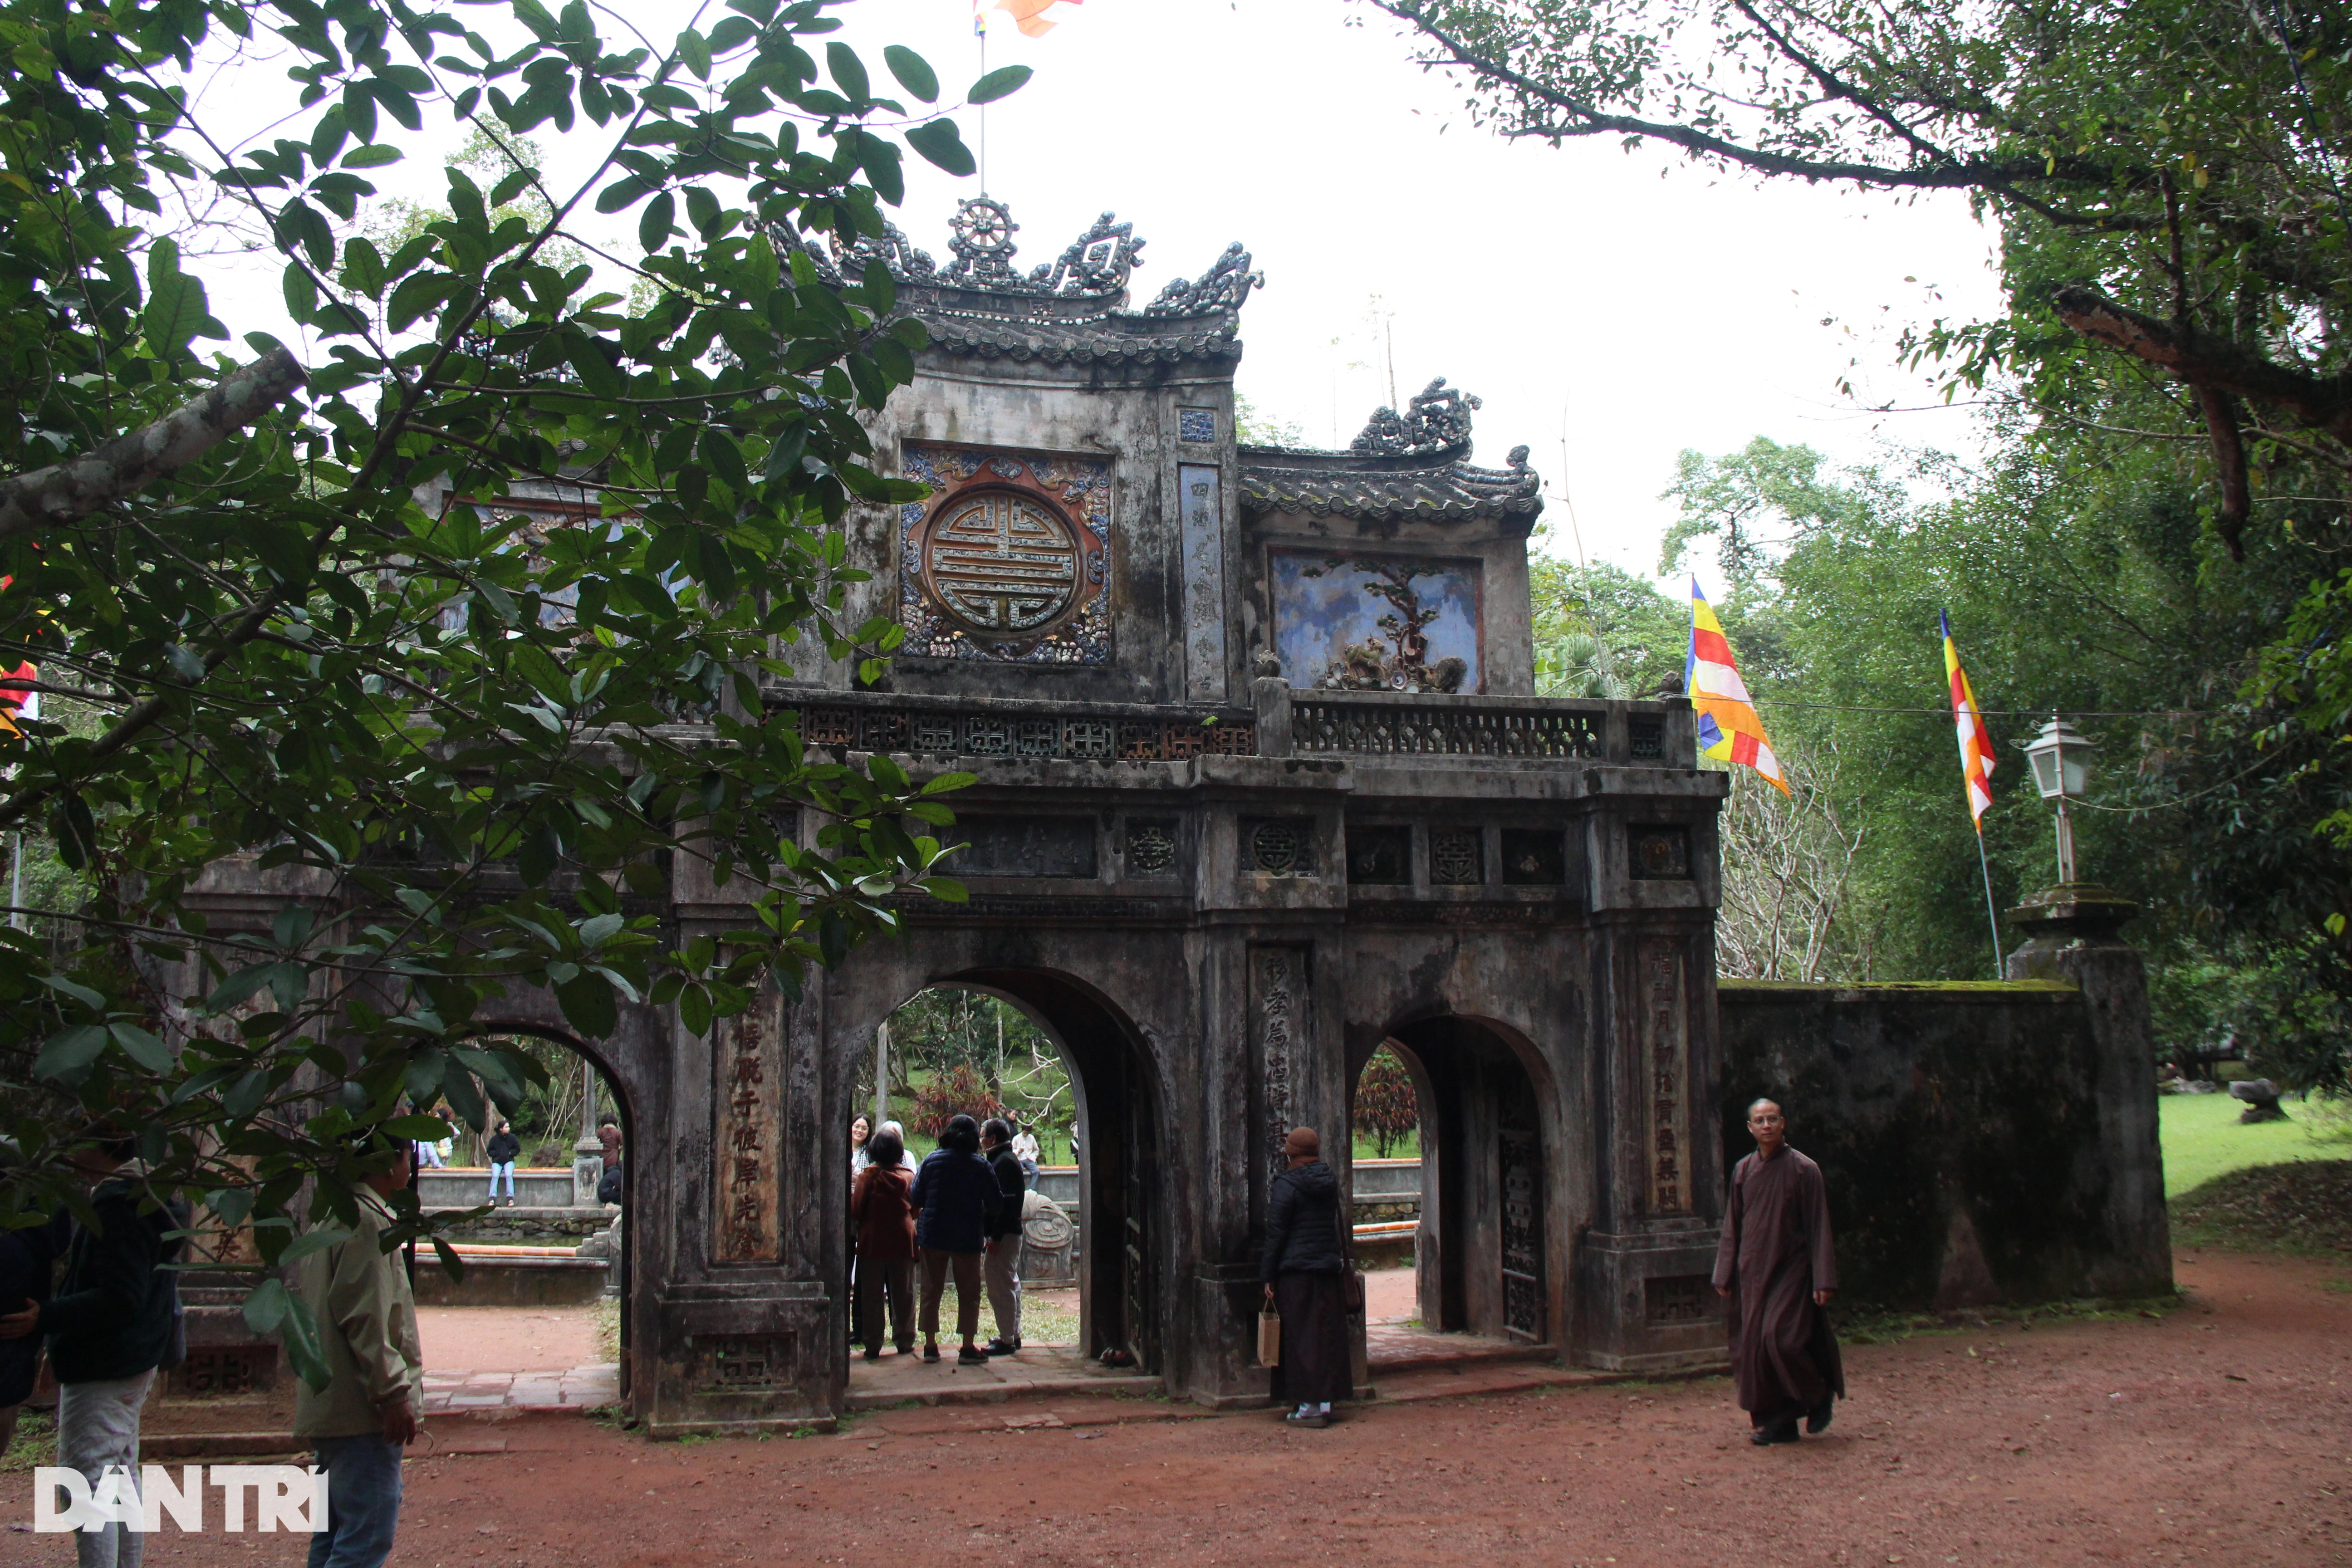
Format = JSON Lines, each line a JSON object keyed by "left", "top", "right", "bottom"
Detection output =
{"left": 1262, "top": 1127, "right": 1349, "bottom": 1428}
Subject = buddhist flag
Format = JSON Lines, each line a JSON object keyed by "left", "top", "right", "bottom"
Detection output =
{"left": 978, "top": 0, "right": 1079, "bottom": 37}
{"left": 1686, "top": 579, "right": 1789, "bottom": 795}
{"left": 0, "top": 570, "right": 32, "bottom": 738}
{"left": 1941, "top": 610, "right": 1995, "bottom": 830}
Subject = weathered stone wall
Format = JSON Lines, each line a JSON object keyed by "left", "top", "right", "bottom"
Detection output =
{"left": 1717, "top": 977, "right": 2172, "bottom": 1310}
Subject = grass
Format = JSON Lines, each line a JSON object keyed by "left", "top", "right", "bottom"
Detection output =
{"left": 1839, "top": 1294, "right": 2183, "bottom": 1346}
{"left": 1, "top": 1409, "right": 53, "bottom": 1474}
{"left": 591, "top": 1294, "right": 620, "bottom": 1363}
{"left": 863, "top": 1279, "right": 1083, "bottom": 1347}
{"left": 2158, "top": 1090, "right": 2352, "bottom": 1197}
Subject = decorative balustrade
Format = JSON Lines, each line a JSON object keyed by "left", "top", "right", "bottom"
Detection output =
{"left": 1291, "top": 696, "right": 1605, "bottom": 760}
{"left": 772, "top": 688, "right": 1681, "bottom": 767}
{"left": 785, "top": 694, "right": 1257, "bottom": 762}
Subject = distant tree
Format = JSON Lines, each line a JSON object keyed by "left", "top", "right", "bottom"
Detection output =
{"left": 908, "top": 1063, "right": 1004, "bottom": 1143}
{"left": 1353, "top": 1047, "right": 1420, "bottom": 1157}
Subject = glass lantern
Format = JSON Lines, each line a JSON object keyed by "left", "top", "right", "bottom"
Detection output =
{"left": 2019, "top": 717, "right": 2097, "bottom": 882}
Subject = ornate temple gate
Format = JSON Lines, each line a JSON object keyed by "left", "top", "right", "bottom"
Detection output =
{"left": 184, "top": 196, "right": 1738, "bottom": 1433}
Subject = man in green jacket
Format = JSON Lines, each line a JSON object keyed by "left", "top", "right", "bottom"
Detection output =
{"left": 295, "top": 1135, "right": 424, "bottom": 1568}
{"left": 0, "top": 1135, "right": 181, "bottom": 1568}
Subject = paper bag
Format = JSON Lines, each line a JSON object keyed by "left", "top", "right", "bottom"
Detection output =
{"left": 1256, "top": 1308, "right": 1280, "bottom": 1367}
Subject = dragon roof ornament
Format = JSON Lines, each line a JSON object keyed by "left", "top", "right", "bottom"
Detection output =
{"left": 773, "top": 197, "right": 1256, "bottom": 317}
{"left": 1351, "top": 377, "right": 1480, "bottom": 458}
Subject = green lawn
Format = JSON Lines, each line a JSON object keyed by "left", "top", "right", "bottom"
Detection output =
{"left": 2159, "top": 1090, "right": 2352, "bottom": 1197}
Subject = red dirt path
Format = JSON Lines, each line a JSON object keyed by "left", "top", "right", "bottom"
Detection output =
{"left": 5, "top": 1248, "right": 2347, "bottom": 1567}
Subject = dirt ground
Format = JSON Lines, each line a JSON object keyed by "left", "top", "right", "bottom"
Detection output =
{"left": 4, "top": 1247, "right": 2347, "bottom": 1567}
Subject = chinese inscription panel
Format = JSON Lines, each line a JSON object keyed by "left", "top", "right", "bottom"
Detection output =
{"left": 1641, "top": 939, "right": 1691, "bottom": 1216}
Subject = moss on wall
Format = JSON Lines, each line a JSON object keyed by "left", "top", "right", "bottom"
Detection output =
{"left": 1719, "top": 981, "right": 2148, "bottom": 1310}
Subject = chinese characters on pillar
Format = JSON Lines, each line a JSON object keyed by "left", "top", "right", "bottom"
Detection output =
{"left": 713, "top": 1003, "right": 780, "bottom": 1262}
{"left": 1641, "top": 940, "right": 1691, "bottom": 1215}
{"left": 1254, "top": 947, "right": 1300, "bottom": 1179}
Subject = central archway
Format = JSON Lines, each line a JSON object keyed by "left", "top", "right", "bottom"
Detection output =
{"left": 1355, "top": 1014, "right": 1554, "bottom": 1355}
{"left": 840, "top": 967, "right": 1165, "bottom": 1386}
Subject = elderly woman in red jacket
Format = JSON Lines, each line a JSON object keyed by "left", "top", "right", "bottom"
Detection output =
{"left": 850, "top": 1126, "right": 918, "bottom": 1359}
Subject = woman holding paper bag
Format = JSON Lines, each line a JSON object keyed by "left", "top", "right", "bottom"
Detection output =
{"left": 1260, "top": 1126, "right": 1349, "bottom": 1428}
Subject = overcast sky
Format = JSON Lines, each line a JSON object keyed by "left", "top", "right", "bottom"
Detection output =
{"left": 180, "top": 0, "right": 2008, "bottom": 588}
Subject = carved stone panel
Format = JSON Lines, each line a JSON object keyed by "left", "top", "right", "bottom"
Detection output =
{"left": 899, "top": 445, "right": 1111, "bottom": 665}
{"left": 1629, "top": 824, "right": 1691, "bottom": 880}
{"left": 1499, "top": 828, "right": 1566, "bottom": 886}
{"left": 1251, "top": 946, "right": 1309, "bottom": 1179}
{"left": 1122, "top": 818, "right": 1179, "bottom": 877}
{"left": 713, "top": 1000, "right": 781, "bottom": 1263}
{"left": 951, "top": 816, "right": 1098, "bottom": 878}
{"left": 1179, "top": 463, "right": 1228, "bottom": 702}
{"left": 698, "top": 1333, "right": 794, "bottom": 1391}
{"left": 1345, "top": 824, "right": 1411, "bottom": 885}
{"left": 1644, "top": 1275, "right": 1714, "bottom": 1325}
{"left": 1640, "top": 939, "right": 1691, "bottom": 1216}
{"left": 1430, "top": 827, "right": 1483, "bottom": 886}
{"left": 1240, "top": 818, "right": 1318, "bottom": 878}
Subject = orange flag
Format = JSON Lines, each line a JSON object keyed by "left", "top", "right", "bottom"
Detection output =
{"left": 979, "top": 0, "right": 1080, "bottom": 38}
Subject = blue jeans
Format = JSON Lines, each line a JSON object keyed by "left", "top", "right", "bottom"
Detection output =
{"left": 487, "top": 1162, "right": 514, "bottom": 1198}
{"left": 307, "top": 1434, "right": 403, "bottom": 1568}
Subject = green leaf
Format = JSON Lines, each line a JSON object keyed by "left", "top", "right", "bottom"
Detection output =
{"left": 555, "top": 970, "right": 619, "bottom": 1038}
{"left": 143, "top": 239, "right": 212, "bottom": 358}
{"left": 594, "top": 174, "right": 653, "bottom": 215}
{"left": 676, "top": 27, "right": 712, "bottom": 80}
{"left": 382, "top": 1113, "right": 453, "bottom": 1140}
{"left": 343, "top": 144, "right": 404, "bottom": 169}
{"left": 639, "top": 190, "right": 676, "bottom": 252}
{"left": 109, "top": 1022, "right": 172, "bottom": 1071}
{"left": 243, "top": 1275, "right": 293, "bottom": 1335}
{"left": 967, "top": 65, "right": 1032, "bottom": 104}
{"left": 883, "top": 45, "right": 938, "bottom": 103}
{"left": 35, "top": 1025, "right": 109, "bottom": 1080}
{"left": 905, "top": 119, "right": 975, "bottom": 177}
{"left": 826, "top": 41, "right": 869, "bottom": 102}
{"left": 277, "top": 1225, "right": 352, "bottom": 1265}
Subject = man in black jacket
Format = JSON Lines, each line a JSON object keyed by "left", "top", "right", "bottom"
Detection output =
{"left": 0, "top": 1134, "right": 181, "bottom": 1568}
{"left": 980, "top": 1119, "right": 1027, "bottom": 1356}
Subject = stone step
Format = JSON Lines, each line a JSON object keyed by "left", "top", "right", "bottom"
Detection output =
{"left": 843, "top": 1372, "right": 1163, "bottom": 1412}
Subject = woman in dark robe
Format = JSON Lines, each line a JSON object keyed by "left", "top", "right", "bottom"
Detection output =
{"left": 1712, "top": 1097, "right": 1844, "bottom": 1445}
{"left": 1261, "top": 1126, "right": 1349, "bottom": 1428}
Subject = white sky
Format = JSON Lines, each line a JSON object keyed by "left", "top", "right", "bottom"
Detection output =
{"left": 177, "top": 0, "right": 2007, "bottom": 588}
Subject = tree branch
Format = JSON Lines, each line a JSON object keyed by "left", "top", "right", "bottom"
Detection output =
{"left": 2053, "top": 286, "right": 2352, "bottom": 443}
{"left": 0, "top": 349, "right": 307, "bottom": 545}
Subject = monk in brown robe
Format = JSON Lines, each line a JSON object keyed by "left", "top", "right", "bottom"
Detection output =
{"left": 1713, "top": 1098, "right": 1844, "bottom": 1445}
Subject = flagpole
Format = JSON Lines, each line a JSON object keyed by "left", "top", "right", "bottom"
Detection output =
{"left": 1974, "top": 830, "right": 2003, "bottom": 980}
{"left": 976, "top": 15, "right": 988, "bottom": 194}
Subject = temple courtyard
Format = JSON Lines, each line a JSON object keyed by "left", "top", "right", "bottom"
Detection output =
{"left": 5, "top": 1245, "right": 2345, "bottom": 1567}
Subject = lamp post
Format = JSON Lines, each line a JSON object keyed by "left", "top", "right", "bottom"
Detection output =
{"left": 2020, "top": 716, "right": 2098, "bottom": 885}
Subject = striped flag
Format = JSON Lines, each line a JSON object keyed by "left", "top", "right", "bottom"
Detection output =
{"left": 1686, "top": 579, "right": 1789, "bottom": 795}
{"left": 1941, "top": 610, "right": 1995, "bottom": 829}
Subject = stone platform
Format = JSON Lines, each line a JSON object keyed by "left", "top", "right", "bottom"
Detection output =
{"left": 844, "top": 1344, "right": 1160, "bottom": 1411}
{"left": 419, "top": 1364, "right": 620, "bottom": 1414}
